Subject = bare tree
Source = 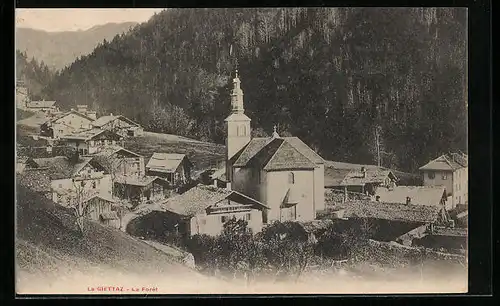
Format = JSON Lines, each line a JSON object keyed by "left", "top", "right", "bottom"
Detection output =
{"left": 98, "top": 153, "right": 126, "bottom": 197}
{"left": 67, "top": 179, "right": 95, "bottom": 235}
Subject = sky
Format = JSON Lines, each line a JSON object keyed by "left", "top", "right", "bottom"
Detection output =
{"left": 15, "top": 9, "right": 165, "bottom": 32}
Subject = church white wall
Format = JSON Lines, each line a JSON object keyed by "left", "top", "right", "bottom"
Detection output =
{"left": 265, "top": 170, "right": 315, "bottom": 222}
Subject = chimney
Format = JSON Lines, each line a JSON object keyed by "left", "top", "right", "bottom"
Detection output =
{"left": 77, "top": 104, "right": 88, "bottom": 114}
{"left": 213, "top": 179, "right": 218, "bottom": 187}
{"left": 361, "top": 167, "right": 366, "bottom": 178}
{"left": 226, "top": 182, "right": 232, "bottom": 191}
{"left": 406, "top": 196, "right": 411, "bottom": 205}
{"left": 87, "top": 111, "right": 97, "bottom": 120}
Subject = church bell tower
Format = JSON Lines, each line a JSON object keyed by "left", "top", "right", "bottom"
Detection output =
{"left": 225, "top": 69, "right": 251, "bottom": 183}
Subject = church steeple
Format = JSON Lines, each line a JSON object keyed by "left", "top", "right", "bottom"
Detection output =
{"left": 231, "top": 69, "right": 245, "bottom": 114}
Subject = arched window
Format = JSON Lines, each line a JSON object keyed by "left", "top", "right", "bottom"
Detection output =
{"left": 288, "top": 172, "right": 295, "bottom": 184}
{"left": 241, "top": 125, "right": 246, "bottom": 136}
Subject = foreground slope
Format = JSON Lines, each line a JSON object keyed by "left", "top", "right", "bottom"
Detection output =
{"left": 15, "top": 185, "right": 226, "bottom": 294}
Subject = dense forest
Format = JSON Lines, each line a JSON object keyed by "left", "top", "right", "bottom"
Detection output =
{"left": 16, "top": 50, "right": 55, "bottom": 99}
{"left": 41, "top": 8, "right": 467, "bottom": 172}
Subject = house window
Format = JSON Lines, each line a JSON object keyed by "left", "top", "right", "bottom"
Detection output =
{"left": 428, "top": 172, "right": 435, "bottom": 179}
{"left": 288, "top": 172, "right": 295, "bottom": 184}
{"left": 201, "top": 219, "right": 206, "bottom": 225}
{"left": 92, "top": 181, "right": 96, "bottom": 189}
{"left": 459, "top": 196, "right": 461, "bottom": 203}
{"left": 442, "top": 174, "right": 447, "bottom": 180}
{"left": 246, "top": 213, "right": 251, "bottom": 221}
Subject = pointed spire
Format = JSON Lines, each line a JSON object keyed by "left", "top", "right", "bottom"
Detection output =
{"left": 230, "top": 67, "right": 244, "bottom": 114}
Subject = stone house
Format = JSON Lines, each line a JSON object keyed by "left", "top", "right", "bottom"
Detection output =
{"left": 419, "top": 152, "right": 468, "bottom": 208}
{"left": 32, "top": 156, "right": 112, "bottom": 205}
{"left": 224, "top": 70, "right": 325, "bottom": 224}
{"left": 145, "top": 153, "right": 193, "bottom": 186}
{"left": 160, "top": 184, "right": 269, "bottom": 236}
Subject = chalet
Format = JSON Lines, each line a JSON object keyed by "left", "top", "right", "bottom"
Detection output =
{"left": 113, "top": 175, "right": 170, "bottom": 207}
{"left": 335, "top": 167, "right": 398, "bottom": 196}
{"left": 33, "top": 156, "right": 112, "bottom": 205}
{"left": 16, "top": 156, "right": 38, "bottom": 174}
{"left": 40, "top": 110, "right": 95, "bottom": 139}
{"left": 224, "top": 70, "right": 325, "bottom": 224}
{"left": 374, "top": 185, "right": 449, "bottom": 210}
{"left": 58, "top": 129, "right": 123, "bottom": 155}
{"left": 91, "top": 114, "right": 144, "bottom": 137}
{"left": 93, "top": 145, "right": 145, "bottom": 177}
{"left": 82, "top": 194, "right": 120, "bottom": 228}
{"left": 26, "top": 100, "right": 58, "bottom": 113}
{"left": 160, "top": 184, "right": 269, "bottom": 236}
{"left": 16, "top": 168, "right": 52, "bottom": 199}
{"left": 419, "top": 152, "right": 468, "bottom": 208}
{"left": 145, "top": 153, "right": 193, "bottom": 186}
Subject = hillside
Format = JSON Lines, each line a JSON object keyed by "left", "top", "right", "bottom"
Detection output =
{"left": 15, "top": 184, "right": 232, "bottom": 294}
{"left": 16, "top": 22, "right": 138, "bottom": 71}
{"left": 41, "top": 8, "right": 467, "bottom": 173}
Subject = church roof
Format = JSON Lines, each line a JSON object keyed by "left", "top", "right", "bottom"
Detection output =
{"left": 224, "top": 113, "right": 251, "bottom": 122}
{"left": 232, "top": 136, "right": 323, "bottom": 171}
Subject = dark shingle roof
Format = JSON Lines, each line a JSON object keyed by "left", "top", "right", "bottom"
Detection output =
{"left": 146, "top": 153, "right": 191, "bottom": 173}
{"left": 92, "top": 115, "right": 141, "bottom": 128}
{"left": 33, "top": 156, "right": 95, "bottom": 180}
{"left": 233, "top": 136, "right": 321, "bottom": 171}
{"left": 324, "top": 168, "right": 352, "bottom": 187}
{"left": 328, "top": 200, "right": 442, "bottom": 223}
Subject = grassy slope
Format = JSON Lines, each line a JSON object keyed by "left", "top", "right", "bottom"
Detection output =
{"left": 15, "top": 184, "right": 227, "bottom": 294}
{"left": 123, "top": 131, "right": 225, "bottom": 172}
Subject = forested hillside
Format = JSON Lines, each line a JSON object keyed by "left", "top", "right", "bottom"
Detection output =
{"left": 16, "top": 22, "right": 138, "bottom": 71}
{"left": 16, "top": 50, "right": 54, "bottom": 99}
{"left": 41, "top": 8, "right": 467, "bottom": 172}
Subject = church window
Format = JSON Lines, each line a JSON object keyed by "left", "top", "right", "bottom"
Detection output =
{"left": 288, "top": 172, "right": 295, "bottom": 184}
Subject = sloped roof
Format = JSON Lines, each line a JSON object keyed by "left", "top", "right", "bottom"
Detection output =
{"left": 84, "top": 193, "right": 116, "bottom": 204}
{"left": 60, "top": 128, "right": 122, "bottom": 141}
{"left": 146, "top": 153, "right": 191, "bottom": 173}
{"left": 49, "top": 110, "right": 94, "bottom": 123}
{"left": 92, "top": 115, "right": 141, "bottom": 128}
{"left": 160, "top": 184, "right": 268, "bottom": 217}
{"left": 324, "top": 167, "right": 352, "bottom": 187}
{"left": 27, "top": 101, "right": 56, "bottom": 108}
{"left": 340, "top": 168, "right": 397, "bottom": 186}
{"left": 33, "top": 156, "right": 96, "bottom": 180}
{"left": 17, "top": 168, "right": 52, "bottom": 193}
{"left": 94, "top": 145, "right": 142, "bottom": 159}
{"left": 419, "top": 152, "right": 468, "bottom": 171}
{"left": 374, "top": 186, "right": 446, "bottom": 207}
{"left": 335, "top": 200, "right": 442, "bottom": 223}
{"left": 232, "top": 136, "right": 321, "bottom": 171}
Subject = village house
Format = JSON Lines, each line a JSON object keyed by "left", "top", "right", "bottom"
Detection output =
{"left": 160, "top": 184, "right": 269, "bottom": 236}
{"left": 419, "top": 152, "right": 468, "bottom": 209}
{"left": 17, "top": 168, "right": 53, "bottom": 200}
{"left": 373, "top": 185, "right": 449, "bottom": 210}
{"left": 26, "top": 100, "right": 58, "bottom": 113}
{"left": 113, "top": 175, "right": 171, "bottom": 206}
{"left": 32, "top": 156, "right": 112, "bottom": 206}
{"left": 91, "top": 113, "right": 144, "bottom": 137}
{"left": 40, "top": 109, "right": 96, "bottom": 139}
{"left": 333, "top": 167, "right": 398, "bottom": 196}
{"left": 93, "top": 145, "right": 145, "bottom": 178}
{"left": 145, "top": 153, "right": 193, "bottom": 186}
{"left": 58, "top": 129, "right": 124, "bottom": 155}
{"left": 224, "top": 70, "right": 325, "bottom": 224}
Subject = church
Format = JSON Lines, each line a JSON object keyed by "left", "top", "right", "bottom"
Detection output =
{"left": 224, "top": 70, "right": 325, "bottom": 223}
